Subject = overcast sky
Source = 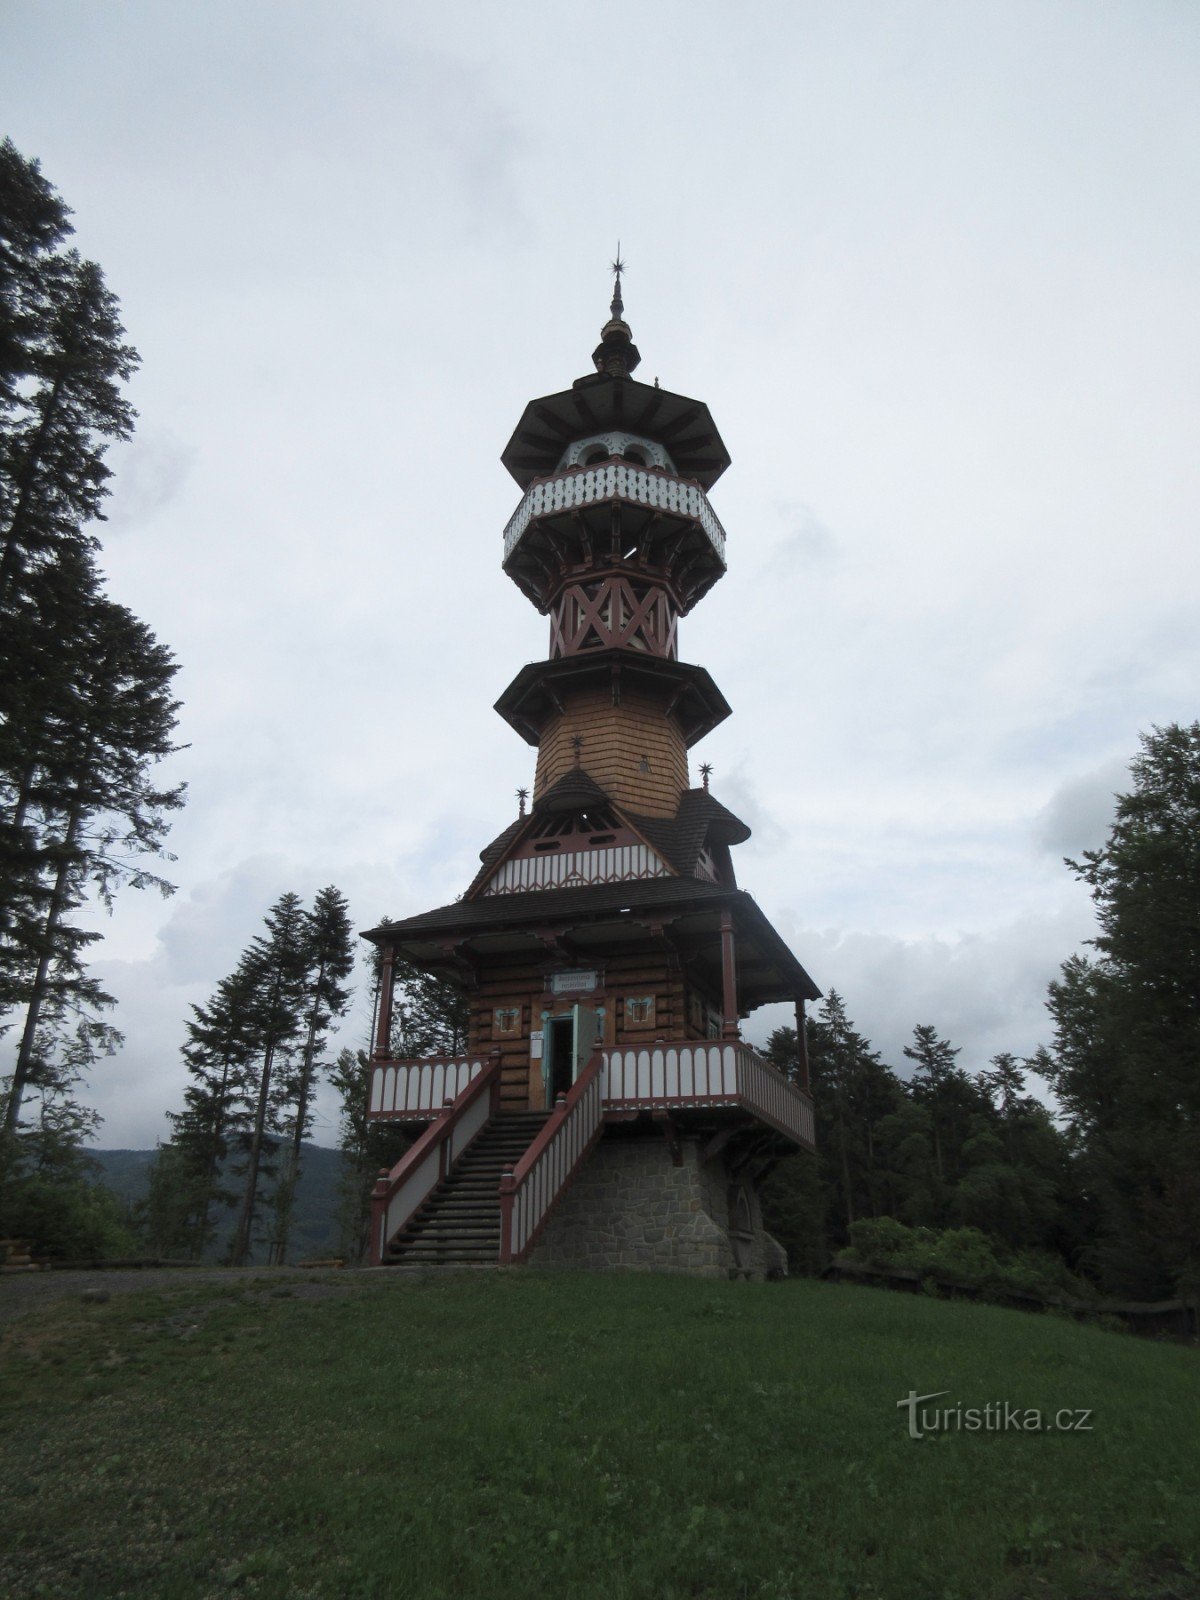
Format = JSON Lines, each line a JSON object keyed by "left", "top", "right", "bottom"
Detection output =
{"left": 3, "top": 1, "right": 1197, "bottom": 1148}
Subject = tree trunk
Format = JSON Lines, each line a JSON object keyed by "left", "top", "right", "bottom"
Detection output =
{"left": 0, "top": 372, "right": 67, "bottom": 607}
{"left": 192, "top": 1052, "right": 234, "bottom": 1259}
{"left": 2, "top": 796, "right": 83, "bottom": 1136}
{"left": 230, "top": 1033, "right": 278, "bottom": 1267}
{"left": 270, "top": 957, "right": 328, "bottom": 1265}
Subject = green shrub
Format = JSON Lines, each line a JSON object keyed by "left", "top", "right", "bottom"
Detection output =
{"left": 843, "top": 1217, "right": 1093, "bottom": 1305}
{"left": 0, "top": 1175, "right": 138, "bottom": 1261}
{"left": 844, "top": 1216, "right": 916, "bottom": 1266}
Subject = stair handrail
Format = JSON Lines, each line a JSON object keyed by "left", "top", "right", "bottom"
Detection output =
{"left": 369, "top": 1049, "right": 502, "bottom": 1266}
{"left": 499, "top": 1053, "right": 604, "bottom": 1265}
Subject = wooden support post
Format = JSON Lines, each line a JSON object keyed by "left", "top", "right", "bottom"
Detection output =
{"left": 373, "top": 945, "right": 396, "bottom": 1060}
{"left": 720, "top": 909, "right": 739, "bottom": 1039}
{"left": 795, "top": 997, "right": 810, "bottom": 1092}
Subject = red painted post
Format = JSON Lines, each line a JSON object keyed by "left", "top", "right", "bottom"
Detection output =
{"left": 373, "top": 945, "right": 396, "bottom": 1060}
{"left": 720, "top": 909, "right": 739, "bottom": 1039}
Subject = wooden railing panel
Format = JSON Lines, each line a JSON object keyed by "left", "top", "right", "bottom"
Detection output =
{"left": 368, "top": 1053, "right": 492, "bottom": 1120}
{"left": 499, "top": 1056, "right": 604, "bottom": 1264}
{"left": 502, "top": 463, "right": 728, "bottom": 566}
{"left": 601, "top": 1040, "right": 815, "bottom": 1150}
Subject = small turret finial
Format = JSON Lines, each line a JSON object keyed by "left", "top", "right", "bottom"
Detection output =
{"left": 517, "top": 786, "right": 528, "bottom": 816}
{"left": 571, "top": 734, "right": 584, "bottom": 766}
{"left": 700, "top": 762, "right": 713, "bottom": 791}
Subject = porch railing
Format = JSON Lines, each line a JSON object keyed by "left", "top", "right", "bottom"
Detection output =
{"left": 369, "top": 1053, "right": 502, "bottom": 1266}
{"left": 499, "top": 1054, "right": 604, "bottom": 1264}
{"left": 602, "top": 1040, "right": 815, "bottom": 1149}
{"left": 368, "top": 1052, "right": 493, "bottom": 1120}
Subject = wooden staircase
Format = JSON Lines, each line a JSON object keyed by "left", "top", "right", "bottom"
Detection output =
{"left": 383, "top": 1112, "right": 549, "bottom": 1267}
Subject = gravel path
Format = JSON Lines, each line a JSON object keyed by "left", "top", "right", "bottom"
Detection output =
{"left": 0, "top": 1265, "right": 374, "bottom": 1328}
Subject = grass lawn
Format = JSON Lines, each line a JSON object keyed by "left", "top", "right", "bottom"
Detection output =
{"left": 1, "top": 1269, "right": 1196, "bottom": 1599}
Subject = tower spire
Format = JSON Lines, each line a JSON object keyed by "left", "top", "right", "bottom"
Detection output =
{"left": 592, "top": 245, "right": 641, "bottom": 378}
{"left": 610, "top": 244, "right": 625, "bottom": 320}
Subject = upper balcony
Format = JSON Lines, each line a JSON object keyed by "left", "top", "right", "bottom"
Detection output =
{"left": 502, "top": 461, "right": 728, "bottom": 614}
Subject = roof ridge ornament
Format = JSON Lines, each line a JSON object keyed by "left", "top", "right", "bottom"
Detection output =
{"left": 592, "top": 245, "right": 641, "bottom": 379}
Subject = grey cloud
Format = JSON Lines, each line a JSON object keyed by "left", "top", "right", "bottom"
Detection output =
{"left": 1033, "top": 757, "right": 1127, "bottom": 860}
{"left": 745, "top": 904, "right": 1097, "bottom": 1088}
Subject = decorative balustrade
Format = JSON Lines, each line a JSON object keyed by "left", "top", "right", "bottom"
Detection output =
{"left": 602, "top": 1040, "right": 815, "bottom": 1150}
{"left": 369, "top": 1054, "right": 502, "bottom": 1265}
{"left": 502, "top": 463, "right": 727, "bottom": 566}
{"left": 369, "top": 1052, "right": 493, "bottom": 1120}
{"left": 499, "top": 1055, "right": 604, "bottom": 1264}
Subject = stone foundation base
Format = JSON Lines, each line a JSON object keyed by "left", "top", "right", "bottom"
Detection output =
{"left": 525, "top": 1128, "right": 788, "bottom": 1281}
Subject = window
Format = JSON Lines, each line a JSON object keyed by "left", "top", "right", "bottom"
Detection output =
{"left": 624, "top": 995, "right": 655, "bottom": 1027}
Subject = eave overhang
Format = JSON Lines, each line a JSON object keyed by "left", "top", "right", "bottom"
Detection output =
{"left": 363, "top": 880, "right": 820, "bottom": 1010}
{"left": 494, "top": 649, "right": 731, "bottom": 748}
{"left": 501, "top": 374, "right": 731, "bottom": 491}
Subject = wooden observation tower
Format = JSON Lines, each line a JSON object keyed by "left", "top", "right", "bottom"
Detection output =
{"left": 365, "top": 263, "right": 818, "bottom": 1276}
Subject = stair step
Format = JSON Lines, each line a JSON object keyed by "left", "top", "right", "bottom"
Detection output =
{"left": 382, "top": 1110, "right": 557, "bottom": 1267}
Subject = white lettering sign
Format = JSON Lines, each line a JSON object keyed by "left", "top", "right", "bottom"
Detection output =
{"left": 550, "top": 970, "right": 600, "bottom": 995}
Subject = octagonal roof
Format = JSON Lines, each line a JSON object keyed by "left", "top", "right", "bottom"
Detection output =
{"left": 501, "top": 373, "right": 731, "bottom": 491}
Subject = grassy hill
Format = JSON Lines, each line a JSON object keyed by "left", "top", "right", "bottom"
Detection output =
{"left": 1, "top": 1271, "right": 1196, "bottom": 1599}
{"left": 91, "top": 1144, "right": 346, "bottom": 1261}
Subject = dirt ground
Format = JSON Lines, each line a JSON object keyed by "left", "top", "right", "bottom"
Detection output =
{"left": 0, "top": 1265, "right": 379, "bottom": 1328}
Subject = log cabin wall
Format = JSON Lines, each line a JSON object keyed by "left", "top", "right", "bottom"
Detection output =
{"left": 468, "top": 945, "right": 694, "bottom": 1111}
{"left": 533, "top": 685, "right": 688, "bottom": 818}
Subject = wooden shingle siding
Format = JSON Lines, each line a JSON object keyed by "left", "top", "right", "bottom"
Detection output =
{"left": 534, "top": 687, "right": 688, "bottom": 817}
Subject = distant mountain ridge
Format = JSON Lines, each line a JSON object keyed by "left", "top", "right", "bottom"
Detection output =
{"left": 90, "top": 1144, "right": 346, "bottom": 1264}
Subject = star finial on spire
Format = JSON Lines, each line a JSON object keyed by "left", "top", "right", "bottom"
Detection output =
{"left": 700, "top": 762, "right": 713, "bottom": 791}
{"left": 609, "top": 244, "right": 626, "bottom": 320}
{"left": 571, "top": 734, "right": 584, "bottom": 765}
{"left": 592, "top": 247, "right": 640, "bottom": 376}
{"left": 517, "top": 787, "right": 528, "bottom": 816}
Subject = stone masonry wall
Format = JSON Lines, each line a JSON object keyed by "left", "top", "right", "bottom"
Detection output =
{"left": 526, "top": 1131, "right": 789, "bottom": 1281}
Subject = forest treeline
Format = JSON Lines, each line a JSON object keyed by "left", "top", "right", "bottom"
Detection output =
{"left": 763, "top": 722, "right": 1200, "bottom": 1304}
{"left": 138, "top": 924, "right": 466, "bottom": 1267}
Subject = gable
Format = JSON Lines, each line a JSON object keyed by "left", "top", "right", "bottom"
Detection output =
{"left": 475, "top": 799, "right": 673, "bottom": 898}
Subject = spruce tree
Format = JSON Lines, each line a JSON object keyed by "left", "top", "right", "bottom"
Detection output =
{"left": 1, "top": 571, "right": 183, "bottom": 1134}
{"left": 269, "top": 886, "right": 355, "bottom": 1263}
{"left": 160, "top": 960, "right": 267, "bottom": 1257}
{"left": 228, "top": 894, "right": 311, "bottom": 1266}
{"left": 0, "top": 146, "right": 138, "bottom": 606}
{"left": 1042, "top": 722, "right": 1200, "bottom": 1295}
{"left": 0, "top": 141, "right": 182, "bottom": 1147}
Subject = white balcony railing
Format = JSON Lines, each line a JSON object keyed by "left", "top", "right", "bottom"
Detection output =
{"left": 369, "top": 1054, "right": 492, "bottom": 1120}
{"left": 602, "top": 1040, "right": 816, "bottom": 1150}
{"left": 502, "top": 463, "right": 727, "bottom": 565}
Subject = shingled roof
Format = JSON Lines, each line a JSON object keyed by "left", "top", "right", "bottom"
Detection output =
{"left": 531, "top": 768, "right": 611, "bottom": 814}
{"left": 362, "top": 876, "right": 820, "bottom": 1003}
{"left": 461, "top": 777, "right": 753, "bottom": 900}
{"left": 628, "top": 788, "right": 751, "bottom": 876}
